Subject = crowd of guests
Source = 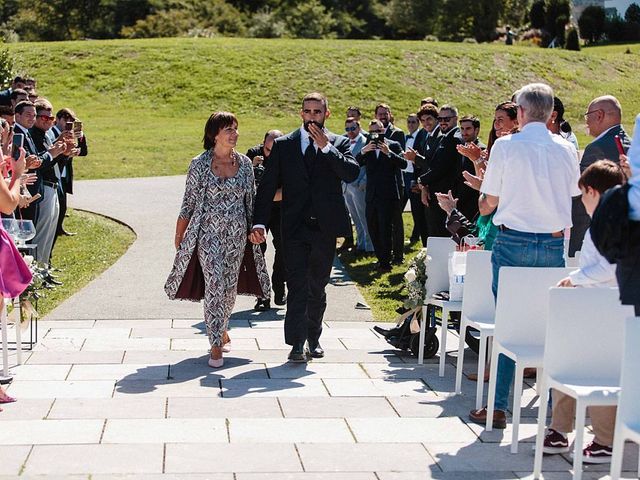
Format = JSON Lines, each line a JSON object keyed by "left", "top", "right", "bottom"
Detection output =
{"left": 0, "top": 75, "right": 88, "bottom": 287}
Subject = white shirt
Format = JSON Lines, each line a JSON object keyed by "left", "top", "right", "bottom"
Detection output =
{"left": 561, "top": 131, "right": 579, "bottom": 151}
{"left": 481, "top": 122, "right": 580, "bottom": 233}
{"left": 627, "top": 114, "right": 640, "bottom": 220}
{"left": 403, "top": 131, "right": 416, "bottom": 173}
{"left": 300, "top": 126, "right": 331, "bottom": 155}
{"left": 569, "top": 229, "right": 617, "bottom": 287}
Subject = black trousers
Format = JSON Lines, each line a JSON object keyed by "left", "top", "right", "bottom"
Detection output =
{"left": 391, "top": 201, "right": 404, "bottom": 261}
{"left": 284, "top": 222, "right": 335, "bottom": 346}
{"left": 366, "top": 199, "right": 397, "bottom": 266}
{"left": 56, "top": 186, "right": 68, "bottom": 234}
{"left": 425, "top": 203, "right": 449, "bottom": 238}
{"left": 616, "top": 252, "right": 640, "bottom": 316}
{"left": 269, "top": 206, "right": 286, "bottom": 297}
{"left": 569, "top": 197, "right": 590, "bottom": 257}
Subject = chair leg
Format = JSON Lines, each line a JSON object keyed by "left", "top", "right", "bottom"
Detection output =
{"left": 418, "top": 304, "right": 427, "bottom": 365}
{"left": 485, "top": 346, "right": 500, "bottom": 432}
{"left": 533, "top": 378, "right": 549, "bottom": 479}
{"left": 475, "top": 332, "right": 488, "bottom": 410}
{"left": 609, "top": 424, "right": 625, "bottom": 480}
{"left": 455, "top": 320, "right": 467, "bottom": 395}
{"left": 511, "top": 363, "right": 525, "bottom": 454}
{"left": 573, "top": 399, "right": 586, "bottom": 480}
{"left": 439, "top": 307, "right": 448, "bottom": 377}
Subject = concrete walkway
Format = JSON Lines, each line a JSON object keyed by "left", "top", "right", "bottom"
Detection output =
{"left": 0, "top": 176, "right": 636, "bottom": 479}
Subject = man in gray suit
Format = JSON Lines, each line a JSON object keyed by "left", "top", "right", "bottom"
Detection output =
{"left": 342, "top": 117, "right": 373, "bottom": 254}
{"left": 570, "top": 95, "right": 631, "bottom": 255}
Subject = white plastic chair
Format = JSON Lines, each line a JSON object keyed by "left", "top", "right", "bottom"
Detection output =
{"left": 420, "top": 237, "right": 458, "bottom": 374}
{"left": 454, "top": 250, "right": 495, "bottom": 409}
{"left": 610, "top": 317, "right": 640, "bottom": 480}
{"left": 533, "top": 288, "right": 633, "bottom": 480}
{"left": 485, "top": 266, "right": 574, "bottom": 454}
{"left": 566, "top": 251, "right": 581, "bottom": 268}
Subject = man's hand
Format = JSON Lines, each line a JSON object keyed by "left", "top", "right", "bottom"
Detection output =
{"left": 420, "top": 184, "right": 430, "bottom": 206}
{"left": 308, "top": 122, "right": 329, "bottom": 149}
{"left": 404, "top": 147, "right": 417, "bottom": 162}
{"left": 49, "top": 141, "right": 66, "bottom": 157}
{"left": 378, "top": 141, "right": 390, "bottom": 155}
{"left": 361, "top": 142, "right": 375, "bottom": 154}
{"left": 620, "top": 154, "right": 632, "bottom": 178}
{"left": 248, "top": 227, "right": 266, "bottom": 244}
{"left": 253, "top": 155, "right": 264, "bottom": 167}
{"left": 435, "top": 190, "right": 458, "bottom": 215}
{"left": 20, "top": 172, "right": 37, "bottom": 186}
{"left": 18, "top": 194, "right": 31, "bottom": 209}
{"left": 462, "top": 169, "right": 484, "bottom": 192}
{"left": 557, "top": 277, "right": 574, "bottom": 288}
{"left": 25, "top": 154, "right": 41, "bottom": 170}
{"left": 456, "top": 142, "right": 482, "bottom": 162}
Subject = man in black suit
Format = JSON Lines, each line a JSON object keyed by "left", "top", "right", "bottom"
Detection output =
{"left": 375, "top": 103, "right": 406, "bottom": 264}
{"left": 455, "top": 115, "right": 485, "bottom": 221}
{"left": 403, "top": 114, "right": 427, "bottom": 244}
{"left": 569, "top": 95, "right": 631, "bottom": 256}
{"left": 357, "top": 120, "right": 406, "bottom": 272}
{"left": 418, "top": 105, "right": 463, "bottom": 238}
{"left": 250, "top": 92, "right": 360, "bottom": 362}
{"left": 0, "top": 76, "right": 26, "bottom": 106}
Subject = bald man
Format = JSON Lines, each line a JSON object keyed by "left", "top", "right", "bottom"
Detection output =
{"left": 569, "top": 95, "right": 631, "bottom": 255}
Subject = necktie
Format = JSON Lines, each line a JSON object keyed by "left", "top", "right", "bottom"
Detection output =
{"left": 303, "top": 141, "right": 316, "bottom": 173}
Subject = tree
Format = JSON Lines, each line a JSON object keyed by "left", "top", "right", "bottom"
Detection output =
{"left": 544, "top": 0, "right": 570, "bottom": 46}
{"left": 625, "top": 2, "right": 640, "bottom": 23}
{"left": 278, "top": 0, "right": 337, "bottom": 39}
{"left": 604, "top": 13, "right": 627, "bottom": 42}
{"left": 0, "top": 40, "right": 15, "bottom": 88}
{"left": 385, "top": 0, "right": 439, "bottom": 39}
{"left": 435, "top": 0, "right": 474, "bottom": 41}
{"left": 529, "top": 0, "right": 545, "bottom": 29}
{"left": 565, "top": 26, "right": 580, "bottom": 50}
{"left": 501, "top": 0, "right": 529, "bottom": 30}
{"left": 247, "top": 7, "right": 286, "bottom": 37}
{"left": 472, "top": 0, "right": 501, "bottom": 42}
{"left": 578, "top": 5, "right": 605, "bottom": 44}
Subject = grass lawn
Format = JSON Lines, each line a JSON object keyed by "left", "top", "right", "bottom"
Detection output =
{"left": 339, "top": 212, "right": 421, "bottom": 322}
{"left": 33, "top": 209, "right": 136, "bottom": 317}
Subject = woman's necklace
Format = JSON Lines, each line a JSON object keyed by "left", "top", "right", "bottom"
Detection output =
{"left": 212, "top": 150, "right": 237, "bottom": 169}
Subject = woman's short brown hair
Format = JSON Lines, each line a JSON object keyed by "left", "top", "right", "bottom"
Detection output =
{"left": 203, "top": 111, "right": 237, "bottom": 150}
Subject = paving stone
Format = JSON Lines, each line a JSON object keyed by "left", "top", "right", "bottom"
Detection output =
{"left": 237, "top": 474, "right": 376, "bottom": 480}
{"left": 0, "top": 475, "right": 91, "bottom": 480}
{"left": 33, "top": 338, "right": 84, "bottom": 352}
{"left": 316, "top": 328, "right": 381, "bottom": 339}
{"left": 0, "top": 419, "right": 103, "bottom": 445}
{"left": 38, "top": 320, "right": 96, "bottom": 329}
{"left": 114, "top": 379, "right": 220, "bottom": 398}
{"left": 92, "top": 475, "right": 233, "bottom": 480}
{"left": 516, "top": 472, "right": 633, "bottom": 479}
{"left": 221, "top": 378, "right": 329, "bottom": 398}
{"left": 229, "top": 418, "right": 354, "bottom": 443}
{"left": 387, "top": 395, "right": 478, "bottom": 418}
{"left": 130, "top": 327, "right": 203, "bottom": 339}
{"left": 122, "top": 350, "right": 205, "bottom": 364}
{"left": 93, "top": 319, "right": 172, "bottom": 328}
{"left": 0, "top": 398, "right": 53, "bottom": 420}
{"left": 102, "top": 418, "right": 227, "bottom": 443}
{"left": 424, "top": 442, "right": 571, "bottom": 472}
{"left": 323, "top": 378, "right": 429, "bottom": 397}
{"left": 248, "top": 320, "right": 285, "bottom": 329}
{"left": 338, "top": 337, "right": 394, "bottom": 350}
{"left": 361, "top": 362, "right": 441, "bottom": 379}
{"left": 308, "top": 351, "right": 402, "bottom": 364}
{"left": 27, "top": 351, "right": 124, "bottom": 365}
{"left": 165, "top": 443, "right": 302, "bottom": 473}
{"left": 0, "top": 445, "right": 32, "bottom": 475}
{"left": 266, "top": 363, "right": 369, "bottom": 379}
{"left": 6, "top": 380, "right": 115, "bottom": 399}
{"left": 279, "top": 397, "right": 397, "bottom": 418}
{"left": 377, "top": 473, "right": 522, "bottom": 480}
{"left": 24, "top": 444, "right": 163, "bottom": 475}
{"left": 169, "top": 361, "right": 268, "bottom": 380}
{"left": 296, "top": 443, "right": 435, "bottom": 472}
{"left": 82, "top": 338, "right": 170, "bottom": 351}
{"left": 256, "top": 337, "right": 346, "bottom": 350}
{"left": 348, "top": 417, "right": 478, "bottom": 443}
{"left": 45, "top": 328, "right": 131, "bottom": 339}
{"left": 48, "top": 398, "right": 166, "bottom": 419}
{"left": 9, "top": 364, "right": 72, "bottom": 381}
{"left": 171, "top": 338, "right": 258, "bottom": 351}
{"left": 167, "top": 397, "right": 282, "bottom": 418}
{"left": 67, "top": 364, "right": 169, "bottom": 381}
{"left": 464, "top": 418, "right": 541, "bottom": 444}
{"left": 171, "top": 319, "right": 211, "bottom": 329}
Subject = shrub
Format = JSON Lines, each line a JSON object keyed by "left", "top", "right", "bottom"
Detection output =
{"left": 578, "top": 5, "right": 606, "bottom": 44}
{"left": 0, "top": 42, "right": 15, "bottom": 88}
{"left": 565, "top": 27, "right": 580, "bottom": 50}
{"left": 247, "top": 8, "right": 286, "bottom": 38}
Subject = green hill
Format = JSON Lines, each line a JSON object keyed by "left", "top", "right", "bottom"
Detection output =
{"left": 7, "top": 38, "right": 640, "bottom": 180}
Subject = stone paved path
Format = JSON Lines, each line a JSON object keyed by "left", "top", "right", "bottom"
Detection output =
{"left": 1, "top": 176, "right": 637, "bottom": 479}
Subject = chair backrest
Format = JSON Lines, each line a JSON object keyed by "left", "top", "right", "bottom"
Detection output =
{"left": 424, "top": 237, "right": 457, "bottom": 299}
{"left": 494, "top": 267, "right": 574, "bottom": 347}
{"left": 461, "top": 250, "right": 494, "bottom": 322}
{"left": 545, "top": 288, "right": 634, "bottom": 384}
{"left": 565, "top": 251, "right": 581, "bottom": 268}
{"left": 615, "top": 317, "right": 640, "bottom": 423}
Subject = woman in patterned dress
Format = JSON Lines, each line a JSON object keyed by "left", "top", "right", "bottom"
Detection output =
{"left": 165, "top": 112, "right": 270, "bottom": 367}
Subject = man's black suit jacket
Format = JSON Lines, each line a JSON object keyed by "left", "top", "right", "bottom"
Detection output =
{"left": 356, "top": 139, "right": 406, "bottom": 203}
{"left": 455, "top": 138, "right": 486, "bottom": 221}
{"left": 418, "top": 126, "right": 463, "bottom": 201}
{"left": 49, "top": 125, "right": 88, "bottom": 195}
{"left": 409, "top": 128, "right": 429, "bottom": 176}
{"left": 254, "top": 128, "right": 360, "bottom": 239}
{"left": 580, "top": 124, "right": 630, "bottom": 172}
{"left": 384, "top": 124, "right": 406, "bottom": 150}
{"left": 416, "top": 125, "right": 442, "bottom": 172}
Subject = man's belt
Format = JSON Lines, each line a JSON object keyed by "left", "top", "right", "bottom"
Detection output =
{"left": 43, "top": 180, "right": 58, "bottom": 188}
{"left": 499, "top": 225, "right": 563, "bottom": 238}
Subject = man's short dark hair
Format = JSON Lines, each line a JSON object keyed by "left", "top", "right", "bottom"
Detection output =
{"left": 375, "top": 103, "right": 391, "bottom": 114}
{"left": 421, "top": 97, "right": 438, "bottom": 107}
{"left": 56, "top": 108, "right": 77, "bottom": 120}
{"left": 417, "top": 104, "right": 439, "bottom": 120}
{"left": 439, "top": 104, "right": 458, "bottom": 117}
{"left": 263, "top": 129, "right": 283, "bottom": 142}
{"left": 459, "top": 114, "right": 480, "bottom": 130}
{"left": 0, "top": 105, "right": 14, "bottom": 116}
{"left": 12, "top": 76, "right": 26, "bottom": 85}
{"left": 346, "top": 106, "right": 361, "bottom": 116}
{"left": 34, "top": 98, "right": 53, "bottom": 113}
{"left": 302, "top": 92, "right": 328, "bottom": 111}
{"left": 14, "top": 101, "right": 35, "bottom": 115}
{"left": 10, "top": 88, "right": 28, "bottom": 100}
{"left": 578, "top": 160, "right": 625, "bottom": 194}
{"left": 345, "top": 116, "right": 359, "bottom": 126}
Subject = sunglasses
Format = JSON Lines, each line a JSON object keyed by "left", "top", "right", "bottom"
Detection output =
{"left": 407, "top": 120, "right": 418, "bottom": 124}
{"left": 437, "top": 116, "right": 455, "bottom": 122}
{"left": 345, "top": 126, "right": 358, "bottom": 132}
{"left": 37, "top": 114, "right": 54, "bottom": 121}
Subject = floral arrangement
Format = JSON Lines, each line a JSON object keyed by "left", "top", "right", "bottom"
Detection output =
{"left": 6, "top": 256, "right": 45, "bottom": 328}
{"left": 403, "top": 248, "right": 428, "bottom": 309}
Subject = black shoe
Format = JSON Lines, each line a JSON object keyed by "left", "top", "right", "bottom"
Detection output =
{"left": 45, "top": 276, "right": 63, "bottom": 286}
{"left": 337, "top": 238, "right": 355, "bottom": 253}
{"left": 373, "top": 325, "right": 403, "bottom": 339}
{"left": 254, "top": 298, "right": 270, "bottom": 311}
{"left": 59, "top": 229, "right": 76, "bottom": 236}
{"left": 392, "top": 257, "right": 404, "bottom": 265}
{"left": 376, "top": 263, "right": 392, "bottom": 273}
{"left": 288, "top": 343, "right": 309, "bottom": 362}
{"left": 308, "top": 341, "right": 324, "bottom": 358}
{"left": 274, "top": 292, "right": 287, "bottom": 306}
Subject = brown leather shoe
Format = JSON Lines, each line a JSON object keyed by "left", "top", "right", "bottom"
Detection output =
{"left": 467, "top": 371, "right": 490, "bottom": 382}
{"left": 523, "top": 368, "right": 537, "bottom": 379}
{"left": 469, "top": 407, "right": 507, "bottom": 429}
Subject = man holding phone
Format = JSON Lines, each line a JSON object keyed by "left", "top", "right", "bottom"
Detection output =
{"left": 249, "top": 92, "right": 359, "bottom": 362}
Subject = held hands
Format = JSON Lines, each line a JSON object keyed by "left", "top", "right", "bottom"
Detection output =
{"left": 462, "top": 168, "right": 484, "bottom": 192}
{"left": 248, "top": 227, "right": 266, "bottom": 245}
{"left": 435, "top": 190, "right": 458, "bottom": 215}
{"left": 308, "top": 122, "right": 329, "bottom": 150}
{"left": 253, "top": 155, "right": 264, "bottom": 167}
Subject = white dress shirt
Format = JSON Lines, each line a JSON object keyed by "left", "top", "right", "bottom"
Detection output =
{"left": 403, "top": 132, "right": 416, "bottom": 173}
{"left": 481, "top": 122, "right": 580, "bottom": 233}
{"left": 569, "top": 229, "right": 617, "bottom": 287}
{"left": 300, "top": 126, "right": 331, "bottom": 155}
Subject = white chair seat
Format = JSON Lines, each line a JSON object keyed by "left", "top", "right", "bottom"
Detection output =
{"left": 551, "top": 379, "right": 620, "bottom": 403}
{"left": 463, "top": 315, "right": 494, "bottom": 331}
{"left": 428, "top": 299, "right": 462, "bottom": 310}
{"left": 499, "top": 343, "right": 545, "bottom": 364}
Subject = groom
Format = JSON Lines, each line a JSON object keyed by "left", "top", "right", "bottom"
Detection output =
{"left": 249, "top": 92, "right": 360, "bottom": 362}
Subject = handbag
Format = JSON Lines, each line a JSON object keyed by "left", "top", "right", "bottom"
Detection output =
{"left": 0, "top": 228, "right": 33, "bottom": 298}
{"left": 174, "top": 248, "right": 205, "bottom": 301}
{"left": 237, "top": 243, "right": 264, "bottom": 296}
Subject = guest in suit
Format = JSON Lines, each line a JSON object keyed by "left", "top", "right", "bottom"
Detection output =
{"left": 413, "top": 104, "right": 442, "bottom": 233}
{"left": 0, "top": 76, "right": 26, "bottom": 107}
{"left": 418, "top": 105, "right": 464, "bottom": 238}
{"left": 455, "top": 115, "right": 485, "bottom": 221}
{"left": 403, "top": 114, "right": 427, "bottom": 244}
{"left": 375, "top": 103, "right": 406, "bottom": 264}
{"left": 250, "top": 92, "right": 360, "bottom": 362}
{"left": 246, "top": 129, "right": 286, "bottom": 310}
{"left": 357, "top": 120, "right": 407, "bottom": 272}
{"left": 570, "top": 95, "right": 631, "bottom": 256}
{"left": 346, "top": 106, "right": 362, "bottom": 123}
{"left": 342, "top": 117, "right": 373, "bottom": 254}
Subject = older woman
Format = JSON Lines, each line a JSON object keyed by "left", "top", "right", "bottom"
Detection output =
{"left": 165, "top": 112, "right": 270, "bottom": 368}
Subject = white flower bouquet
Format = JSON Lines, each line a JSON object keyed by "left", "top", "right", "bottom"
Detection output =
{"left": 403, "top": 248, "right": 428, "bottom": 309}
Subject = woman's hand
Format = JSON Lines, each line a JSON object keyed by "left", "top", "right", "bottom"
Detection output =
{"left": 620, "top": 154, "right": 632, "bottom": 179}
{"left": 462, "top": 169, "right": 484, "bottom": 192}
{"left": 435, "top": 190, "right": 457, "bottom": 215}
{"left": 11, "top": 147, "right": 26, "bottom": 178}
{"left": 556, "top": 277, "right": 574, "bottom": 288}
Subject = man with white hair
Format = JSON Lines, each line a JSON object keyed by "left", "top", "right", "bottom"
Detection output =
{"left": 468, "top": 83, "right": 580, "bottom": 429}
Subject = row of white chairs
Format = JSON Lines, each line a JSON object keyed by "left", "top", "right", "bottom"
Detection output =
{"left": 418, "top": 237, "right": 640, "bottom": 479}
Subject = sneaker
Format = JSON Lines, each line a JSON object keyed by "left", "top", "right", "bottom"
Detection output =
{"left": 581, "top": 441, "right": 612, "bottom": 464}
{"left": 542, "top": 429, "right": 569, "bottom": 454}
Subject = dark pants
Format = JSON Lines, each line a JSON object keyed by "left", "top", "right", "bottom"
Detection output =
{"left": 391, "top": 200, "right": 404, "bottom": 262}
{"left": 569, "top": 197, "right": 590, "bottom": 256}
{"left": 401, "top": 171, "right": 427, "bottom": 244}
{"left": 56, "top": 185, "right": 68, "bottom": 235}
{"left": 425, "top": 203, "right": 449, "bottom": 238}
{"left": 269, "top": 205, "right": 286, "bottom": 298}
{"left": 283, "top": 222, "right": 335, "bottom": 346}
{"left": 615, "top": 221, "right": 640, "bottom": 315}
{"left": 366, "top": 199, "right": 397, "bottom": 267}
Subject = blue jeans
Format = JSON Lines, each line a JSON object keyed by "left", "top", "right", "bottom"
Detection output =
{"left": 491, "top": 229, "right": 565, "bottom": 411}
